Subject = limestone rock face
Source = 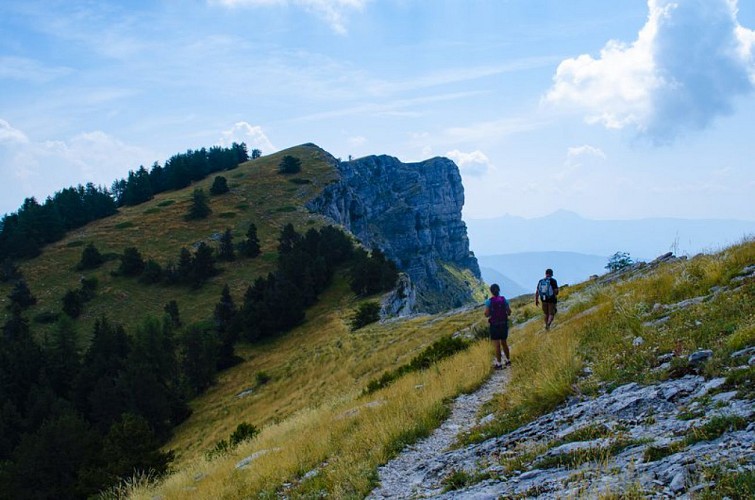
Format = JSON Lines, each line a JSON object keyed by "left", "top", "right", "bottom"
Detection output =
{"left": 307, "top": 154, "right": 482, "bottom": 314}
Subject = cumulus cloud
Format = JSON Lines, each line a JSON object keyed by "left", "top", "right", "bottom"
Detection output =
{"left": 544, "top": 0, "right": 755, "bottom": 143}
{"left": 210, "top": 0, "right": 367, "bottom": 34}
{"left": 0, "top": 126, "right": 154, "bottom": 215}
{"left": 446, "top": 149, "right": 493, "bottom": 177}
{"left": 218, "top": 122, "right": 276, "bottom": 153}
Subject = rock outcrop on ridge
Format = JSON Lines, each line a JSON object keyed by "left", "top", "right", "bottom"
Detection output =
{"left": 307, "top": 153, "right": 482, "bottom": 314}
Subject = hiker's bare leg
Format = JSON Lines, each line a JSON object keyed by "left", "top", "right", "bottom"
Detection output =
{"left": 493, "top": 340, "right": 502, "bottom": 364}
{"left": 502, "top": 341, "right": 510, "bottom": 361}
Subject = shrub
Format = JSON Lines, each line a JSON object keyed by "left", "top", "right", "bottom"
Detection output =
{"left": 255, "top": 371, "right": 271, "bottom": 386}
{"left": 351, "top": 301, "right": 381, "bottom": 330}
{"left": 62, "top": 289, "right": 84, "bottom": 318}
{"left": 278, "top": 155, "right": 301, "bottom": 174}
{"left": 78, "top": 243, "right": 104, "bottom": 270}
{"left": 229, "top": 422, "right": 259, "bottom": 447}
{"left": 140, "top": 259, "right": 163, "bottom": 284}
{"left": 210, "top": 175, "right": 229, "bottom": 195}
{"left": 118, "top": 247, "right": 146, "bottom": 276}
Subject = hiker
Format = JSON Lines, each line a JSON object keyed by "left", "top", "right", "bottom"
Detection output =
{"left": 484, "top": 283, "right": 511, "bottom": 370}
{"left": 535, "top": 268, "right": 559, "bottom": 330}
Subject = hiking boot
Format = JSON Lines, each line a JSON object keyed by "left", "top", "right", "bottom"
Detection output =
{"left": 504, "top": 360, "right": 511, "bottom": 367}
{"left": 493, "top": 363, "right": 503, "bottom": 370}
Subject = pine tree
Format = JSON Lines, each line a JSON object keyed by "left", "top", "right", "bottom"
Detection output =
{"left": 214, "top": 285, "right": 239, "bottom": 370}
{"left": 241, "top": 222, "right": 261, "bottom": 258}
{"left": 218, "top": 228, "right": 235, "bottom": 261}
{"left": 209, "top": 175, "right": 229, "bottom": 195}
{"left": 186, "top": 188, "right": 211, "bottom": 220}
{"left": 78, "top": 242, "right": 104, "bottom": 270}
{"left": 7, "top": 279, "right": 37, "bottom": 310}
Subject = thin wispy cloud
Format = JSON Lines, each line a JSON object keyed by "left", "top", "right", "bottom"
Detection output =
{"left": 545, "top": 0, "right": 755, "bottom": 144}
{"left": 443, "top": 117, "right": 550, "bottom": 144}
{"left": 0, "top": 56, "right": 72, "bottom": 83}
{"left": 210, "top": 0, "right": 368, "bottom": 35}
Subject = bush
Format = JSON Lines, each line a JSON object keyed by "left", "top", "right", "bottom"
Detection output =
{"left": 255, "top": 371, "right": 271, "bottom": 386}
{"left": 62, "top": 289, "right": 84, "bottom": 318}
{"left": 351, "top": 301, "right": 381, "bottom": 330}
{"left": 77, "top": 243, "right": 104, "bottom": 270}
{"left": 277, "top": 155, "right": 301, "bottom": 174}
{"left": 118, "top": 247, "right": 146, "bottom": 276}
{"left": 140, "top": 259, "right": 163, "bottom": 284}
{"left": 229, "top": 422, "right": 259, "bottom": 447}
{"left": 210, "top": 176, "right": 229, "bottom": 195}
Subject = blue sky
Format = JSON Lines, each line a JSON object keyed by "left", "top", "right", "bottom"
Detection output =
{"left": 1, "top": 0, "right": 754, "bottom": 221}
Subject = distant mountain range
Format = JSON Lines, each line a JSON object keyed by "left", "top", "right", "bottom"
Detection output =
{"left": 466, "top": 210, "right": 755, "bottom": 260}
{"left": 467, "top": 211, "right": 755, "bottom": 295}
{"left": 478, "top": 251, "right": 608, "bottom": 298}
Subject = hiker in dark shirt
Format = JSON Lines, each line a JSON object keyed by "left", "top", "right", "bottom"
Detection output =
{"left": 535, "top": 268, "right": 559, "bottom": 330}
{"left": 484, "top": 283, "right": 511, "bottom": 370}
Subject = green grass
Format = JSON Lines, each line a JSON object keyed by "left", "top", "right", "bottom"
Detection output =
{"left": 0, "top": 144, "right": 342, "bottom": 345}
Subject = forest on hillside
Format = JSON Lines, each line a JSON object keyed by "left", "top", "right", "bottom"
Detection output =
{"left": 0, "top": 218, "right": 398, "bottom": 498}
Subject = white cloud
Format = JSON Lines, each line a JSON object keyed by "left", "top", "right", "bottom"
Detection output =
{"left": 0, "top": 129, "right": 154, "bottom": 215}
{"left": 446, "top": 149, "right": 493, "bottom": 177}
{"left": 218, "top": 122, "right": 276, "bottom": 153}
{"left": 544, "top": 0, "right": 755, "bottom": 143}
{"left": 0, "top": 119, "right": 29, "bottom": 144}
{"left": 210, "top": 0, "right": 368, "bottom": 35}
{"left": 566, "top": 145, "right": 606, "bottom": 163}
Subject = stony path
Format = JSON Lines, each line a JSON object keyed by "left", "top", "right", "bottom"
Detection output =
{"left": 367, "top": 367, "right": 510, "bottom": 499}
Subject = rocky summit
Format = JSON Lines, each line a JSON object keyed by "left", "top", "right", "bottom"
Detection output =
{"left": 307, "top": 153, "right": 482, "bottom": 314}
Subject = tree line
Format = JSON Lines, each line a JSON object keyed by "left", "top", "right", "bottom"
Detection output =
{"left": 0, "top": 223, "right": 399, "bottom": 498}
{"left": 0, "top": 143, "right": 260, "bottom": 262}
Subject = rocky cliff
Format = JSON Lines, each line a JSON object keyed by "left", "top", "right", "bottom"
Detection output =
{"left": 307, "top": 153, "right": 483, "bottom": 314}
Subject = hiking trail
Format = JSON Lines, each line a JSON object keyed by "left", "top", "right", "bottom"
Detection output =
{"left": 367, "top": 367, "right": 510, "bottom": 498}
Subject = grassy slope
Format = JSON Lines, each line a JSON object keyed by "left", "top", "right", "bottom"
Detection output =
{"left": 133, "top": 239, "right": 753, "bottom": 499}
{"left": 0, "top": 144, "right": 339, "bottom": 343}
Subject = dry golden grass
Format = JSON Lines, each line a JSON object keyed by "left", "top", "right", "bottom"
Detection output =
{"left": 130, "top": 292, "right": 492, "bottom": 498}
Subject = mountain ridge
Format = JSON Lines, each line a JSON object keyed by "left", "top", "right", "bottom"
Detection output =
{"left": 466, "top": 210, "right": 755, "bottom": 259}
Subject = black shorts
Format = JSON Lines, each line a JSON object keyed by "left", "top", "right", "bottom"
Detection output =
{"left": 489, "top": 323, "right": 509, "bottom": 341}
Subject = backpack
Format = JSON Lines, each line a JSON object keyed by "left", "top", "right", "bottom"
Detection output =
{"left": 538, "top": 277, "right": 554, "bottom": 301}
{"left": 488, "top": 295, "right": 508, "bottom": 325}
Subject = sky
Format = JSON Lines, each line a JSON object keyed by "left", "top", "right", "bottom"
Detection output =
{"left": 1, "top": 0, "right": 755, "bottom": 222}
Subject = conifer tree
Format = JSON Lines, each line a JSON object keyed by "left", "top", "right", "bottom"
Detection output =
{"left": 186, "top": 188, "right": 211, "bottom": 220}
{"left": 241, "top": 222, "right": 261, "bottom": 258}
{"left": 78, "top": 242, "right": 104, "bottom": 270}
{"left": 218, "top": 228, "right": 235, "bottom": 261}
{"left": 210, "top": 175, "right": 229, "bottom": 195}
{"left": 214, "top": 284, "right": 239, "bottom": 369}
{"left": 6, "top": 279, "right": 37, "bottom": 310}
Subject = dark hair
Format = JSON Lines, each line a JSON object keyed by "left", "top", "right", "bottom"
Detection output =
{"left": 489, "top": 283, "right": 500, "bottom": 296}
{"left": 545, "top": 268, "right": 553, "bottom": 276}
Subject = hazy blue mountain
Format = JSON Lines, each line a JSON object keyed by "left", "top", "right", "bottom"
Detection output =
{"left": 477, "top": 251, "right": 608, "bottom": 295}
{"left": 479, "top": 267, "right": 529, "bottom": 298}
{"left": 466, "top": 210, "right": 755, "bottom": 260}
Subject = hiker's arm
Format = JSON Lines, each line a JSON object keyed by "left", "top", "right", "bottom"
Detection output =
{"left": 534, "top": 291, "right": 539, "bottom": 305}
